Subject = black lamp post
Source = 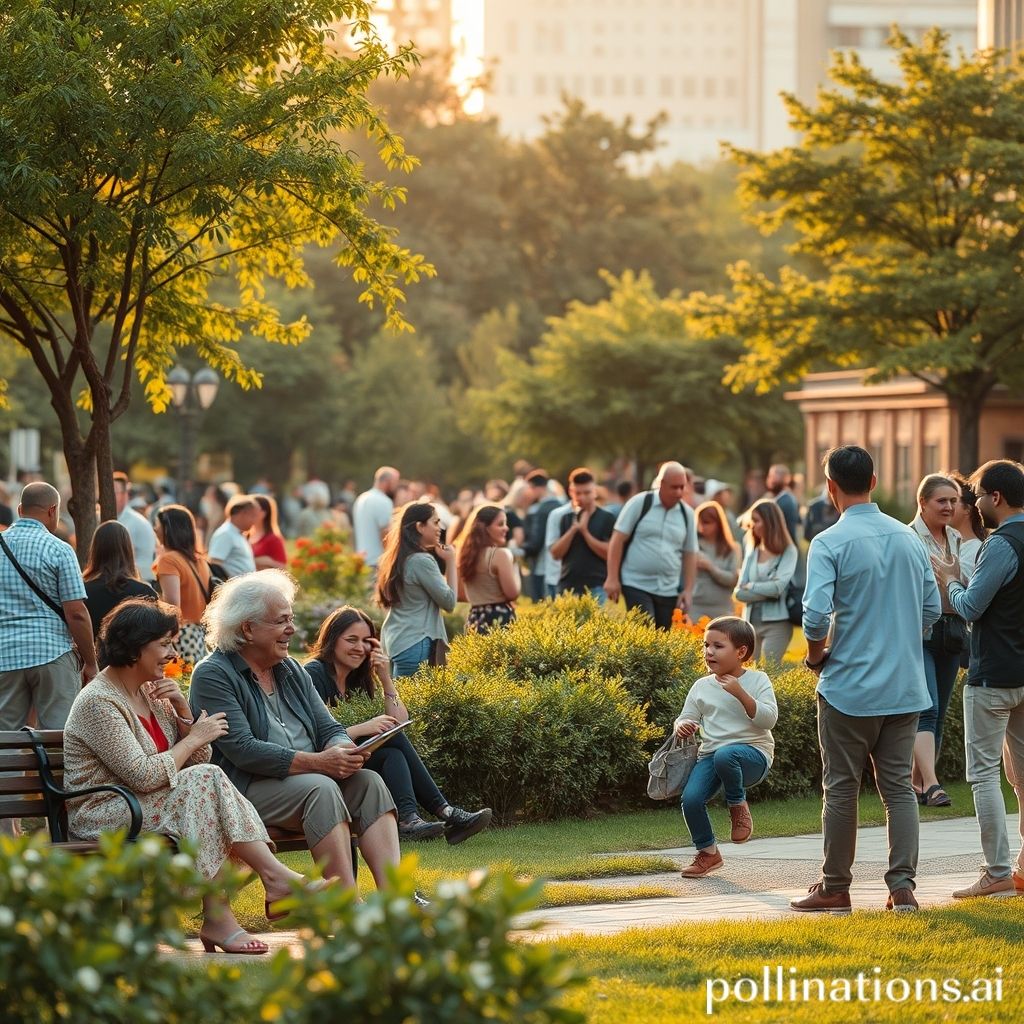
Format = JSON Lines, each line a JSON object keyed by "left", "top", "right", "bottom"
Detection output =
{"left": 168, "top": 366, "right": 219, "bottom": 492}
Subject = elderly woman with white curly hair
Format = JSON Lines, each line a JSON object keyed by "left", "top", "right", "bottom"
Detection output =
{"left": 188, "top": 569, "right": 400, "bottom": 892}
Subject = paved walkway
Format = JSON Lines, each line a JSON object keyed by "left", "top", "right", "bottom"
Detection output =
{"left": 512, "top": 815, "right": 1021, "bottom": 938}
{"left": 177, "top": 815, "right": 1021, "bottom": 958}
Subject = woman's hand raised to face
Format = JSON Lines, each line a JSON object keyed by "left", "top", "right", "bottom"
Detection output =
{"left": 436, "top": 543, "right": 456, "bottom": 563}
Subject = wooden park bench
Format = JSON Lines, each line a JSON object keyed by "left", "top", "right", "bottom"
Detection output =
{"left": 0, "top": 728, "right": 340, "bottom": 859}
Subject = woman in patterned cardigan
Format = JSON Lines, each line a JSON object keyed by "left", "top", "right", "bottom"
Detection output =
{"left": 63, "top": 599, "right": 310, "bottom": 954}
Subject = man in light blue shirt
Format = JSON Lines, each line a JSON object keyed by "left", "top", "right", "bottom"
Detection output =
{"left": 791, "top": 446, "right": 939, "bottom": 915}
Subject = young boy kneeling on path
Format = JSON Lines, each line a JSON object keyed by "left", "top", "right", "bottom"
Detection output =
{"left": 674, "top": 616, "right": 778, "bottom": 878}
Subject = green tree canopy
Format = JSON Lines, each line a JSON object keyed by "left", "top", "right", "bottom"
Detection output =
{"left": 0, "top": 0, "right": 430, "bottom": 548}
{"left": 469, "top": 271, "right": 801, "bottom": 484}
{"left": 689, "top": 29, "right": 1024, "bottom": 469}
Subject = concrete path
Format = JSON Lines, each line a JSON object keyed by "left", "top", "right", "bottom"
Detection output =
{"left": 176, "top": 815, "right": 1022, "bottom": 957}
{"left": 512, "top": 815, "right": 1021, "bottom": 938}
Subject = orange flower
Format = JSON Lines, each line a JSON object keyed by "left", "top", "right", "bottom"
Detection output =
{"left": 164, "top": 658, "right": 183, "bottom": 679}
{"left": 296, "top": 537, "right": 310, "bottom": 549}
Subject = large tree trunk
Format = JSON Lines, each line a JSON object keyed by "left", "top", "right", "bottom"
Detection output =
{"left": 950, "top": 375, "right": 994, "bottom": 473}
{"left": 64, "top": 443, "right": 97, "bottom": 566}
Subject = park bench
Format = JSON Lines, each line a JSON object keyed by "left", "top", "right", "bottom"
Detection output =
{"left": 0, "top": 728, "right": 335, "bottom": 857}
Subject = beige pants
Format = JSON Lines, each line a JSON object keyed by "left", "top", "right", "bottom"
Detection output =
{"left": 245, "top": 770, "right": 395, "bottom": 848}
{"left": 0, "top": 649, "right": 81, "bottom": 730}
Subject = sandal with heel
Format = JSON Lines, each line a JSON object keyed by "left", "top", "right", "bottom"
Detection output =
{"left": 199, "top": 929, "right": 269, "bottom": 955}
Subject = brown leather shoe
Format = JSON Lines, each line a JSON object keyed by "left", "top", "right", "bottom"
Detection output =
{"left": 790, "top": 882, "right": 852, "bottom": 913}
{"left": 952, "top": 872, "right": 1016, "bottom": 899}
{"left": 1013, "top": 870, "right": 1024, "bottom": 893}
{"left": 729, "top": 802, "right": 753, "bottom": 843}
{"left": 885, "top": 887, "right": 919, "bottom": 912}
{"left": 681, "top": 849, "right": 724, "bottom": 878}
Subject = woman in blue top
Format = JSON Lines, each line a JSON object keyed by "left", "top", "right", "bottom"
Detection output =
{"left": 376, "top": 502, "right": 457, "bottom": 678}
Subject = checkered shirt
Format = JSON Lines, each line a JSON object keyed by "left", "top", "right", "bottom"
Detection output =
{"left": 0, "top": 518, "right": 85, "bottom": 671}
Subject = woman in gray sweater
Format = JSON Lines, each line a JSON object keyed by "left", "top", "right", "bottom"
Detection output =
{"left": 377, "top": 502, "right": 457, "bottom": 678}
{"left": 690, "top": 501, "right": 741, "bottom": 622}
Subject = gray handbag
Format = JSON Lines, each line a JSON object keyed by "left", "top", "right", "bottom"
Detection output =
{"left": 647, "top": 731, "right": 699, "bottom": 800}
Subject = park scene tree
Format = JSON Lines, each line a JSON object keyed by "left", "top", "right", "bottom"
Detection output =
{"left": 0, "top": 0, "right": 430, "bottom": 549}
{"left": 690, "top": 29, "right": 1024, "bottom": 470}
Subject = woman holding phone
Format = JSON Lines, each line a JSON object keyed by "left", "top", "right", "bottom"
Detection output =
{"left": 306, "top": 605, "right": 491, "bottom": 845}
{"left": 376, "top": 502, "right": 457, "bottom": 678}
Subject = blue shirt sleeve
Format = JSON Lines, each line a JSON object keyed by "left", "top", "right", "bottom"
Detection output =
{"left": 801, "top": 536, "right": 835, "bottom": 642}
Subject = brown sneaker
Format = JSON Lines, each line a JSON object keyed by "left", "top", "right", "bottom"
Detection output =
{"left": 952, "top": 872, "right": 1016, "bottom": 899}
{"left": 729, "top": 802, "right": 753, "bottom": 843}
{"left": 790, "top": 882, "right": 852, "bottom": 914}
{"left": 681, "top": 849, "right": 724, "bottom": 878}
{"left": 885, "top": 887, "right": 919, "bottom": 912}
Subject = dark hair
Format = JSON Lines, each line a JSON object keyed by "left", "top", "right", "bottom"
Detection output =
{"left": 457, "top": 504, "right": 505, "bottom": 583}
{"left": 526, "top": 470, "right": 549, "bottom": 486}
{"left": 705, "top": 616, "right": 756, "bottom": 663}
{"left": 748, "top": 498, "right": 793, "bottom": 556}
{"left": 949, "top": 471, "right": 987, "bottom": 543}
{"left": 306, "top": 605, "right": 377, "bottom": 699}
{"left": 568, "top": 467, "right": 595, "bottom": 487}
{"left": 823, "top": 445, "right": 874, "bottom": 495}
{"left": 972, "top": 460, "right": 1024, "bottom": 509}
{"left": 695, "top": 500, "right": 737, "bottom": 559}
{"left": 83, "top": 520, "right": 140, "bottom": 590}
{"left": 253, "top": 494, "right": 283, "bottom": 538}
{"left": 616, "top": 480, "right": 635, "bottom": 500}
{"left": 98, "top": 598, "right": 179, "bottom": 668}
{"left": 375, "top": 502, "right": 441, "bottom": 608}
{"left": 155, "top": 504, "right": 202, "bottom": 564}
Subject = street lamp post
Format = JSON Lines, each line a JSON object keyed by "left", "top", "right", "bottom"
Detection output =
{"left": 168, "top": 366, "right": 219, "bottom": 494}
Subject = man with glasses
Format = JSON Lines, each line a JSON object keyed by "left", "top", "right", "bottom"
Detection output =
{"left": 932, "top": 460, "right": 1024, "bottom": 899}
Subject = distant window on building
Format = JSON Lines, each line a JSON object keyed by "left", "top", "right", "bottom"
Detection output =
{"left": 703, "top": 77, "right": 717, "bottom": 98}
{"left": 682, "top": 77, "right": 697, "bottom": 97}
{"left": 1005, "top": 439, "right": 1024, "bottom": 463}
{"left": 724, "top": 77, "right": 738, "bottom": 98}
{"left": 659, "top": 76, "right": 674, "bottom": 97}
{"left": 593, "top": 44, "right": 606, "bottom": 57}
{"left": 505, "top": 74, "right": 516, "bottom": 97}
{"left": 923, "top": 444, "right": 939, "bottom": 475}
{"left": 633, "top": 77, "right": 645, "bottom": 96}
{"left": 592, "top": 76, "right": 605, "bottom": 97}
{"left": 534, "top": 75, "right": 547, "bottom": 96}
{"left": 506, "top": 22, "right": 518, "bottom": 54}
{"left": 551, "top": 24, "right": 565, "bottom": 53}
{"left": 612, "top": 76, "right": 625, "bottom": 96}
{"left": 896, "top": 444, "right": 912, "bottom": 505}
{"left": 832, "top": 25, "right": 863, "bottom": 47}
{"left": 572, "top": 75, "right": 584, "bottom": 95}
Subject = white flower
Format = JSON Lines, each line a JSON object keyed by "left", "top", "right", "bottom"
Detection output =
{"left": 0, "top": 907, "right": 14, "bottom": 928}
{"left": 468, "top": 962, "right": 493, "bottom": 989}
{"left": 76, "top": 967, "right": 102, "bottom": 993}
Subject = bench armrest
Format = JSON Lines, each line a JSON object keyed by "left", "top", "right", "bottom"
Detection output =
{"left": 57, "top": 784, "right": 144, "bottom": 842}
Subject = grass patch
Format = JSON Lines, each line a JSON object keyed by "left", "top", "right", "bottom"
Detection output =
{"left": 553, "top": 900, "right": 1024, "bottom": 1022}
{"left": 540, "top": 882, "right": 676, "bottom": 908}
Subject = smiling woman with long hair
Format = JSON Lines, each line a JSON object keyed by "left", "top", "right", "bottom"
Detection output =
{"left": 456, "top": 503, "right": 520, "bottom": 633}
{"left": 733, "top": 499, "right": 798, "bottom": 663}
{"left": 376, "top": 502, "right": 457, "bottom": 678}
{"left": 690, "top": 501, "right": 740, "bottom": 623}
{"left": 305, "top": 605, "right": 492, "bottom": 845}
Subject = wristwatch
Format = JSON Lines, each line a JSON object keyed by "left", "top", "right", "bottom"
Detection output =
{"left": 804, "top": 649, "right": 831, "bottom": 670}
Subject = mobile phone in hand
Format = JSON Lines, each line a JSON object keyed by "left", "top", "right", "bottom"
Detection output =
{"left": 439, "top": 527, "right": 447, "bottom": 545}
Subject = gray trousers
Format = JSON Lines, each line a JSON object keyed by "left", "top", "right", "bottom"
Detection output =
{"left": 0, "top": 650, "right": 81, "bottom": 730}
{"left": 245, "top": 770, "right": 395, "bottom": 849}
{"left": 818, "top": 696, "right": 920, "bottom": 893}
{"left": 753, "top": 620, "right": 793, "bottom": 664}
{"left": 964, "top": 684, "right": 1024, "bottom": 879}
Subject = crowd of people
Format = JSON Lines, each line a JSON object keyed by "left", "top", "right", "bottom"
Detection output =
{"left": 1, "top": 446, "right": 1022, "bottom": 938}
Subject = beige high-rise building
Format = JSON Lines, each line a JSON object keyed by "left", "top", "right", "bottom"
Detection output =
{"left": 979, "top": 0, "right": 1024, "bottom": 54}
{"left": 373, "top": 0, "right": 453, "bottom": 54}
{"left": 479, "top": 0, "right": 977, "bottom": 162}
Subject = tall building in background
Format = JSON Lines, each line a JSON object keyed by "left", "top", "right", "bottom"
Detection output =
{"left": 373, "top": 0, "right": 453, "bottom": 54}
{"left": 479, "top": 0, "right": 977, "bottom": 163}
{"left": 979, "top": 1, "right": 1024, "bottom": 54}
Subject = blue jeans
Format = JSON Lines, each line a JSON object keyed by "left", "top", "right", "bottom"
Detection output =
{"left": 390, "top": 637, "right": 432, "bottom": 679}
{"left": 680, "top": 744, "right": 769, "bottom": 851}
{"left": 919, "top": 637, "right": 960, "bottom": 754}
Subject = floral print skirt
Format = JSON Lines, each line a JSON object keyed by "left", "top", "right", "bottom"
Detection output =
{"left": 467, "top": 602, "right": 516, "bottom": 634}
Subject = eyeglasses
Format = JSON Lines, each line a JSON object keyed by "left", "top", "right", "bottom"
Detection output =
{"left": 257, "top": 616, "right": 295, "bottom": 628}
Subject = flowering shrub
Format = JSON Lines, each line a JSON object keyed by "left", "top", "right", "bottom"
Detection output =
{"left": 289, "top": 525, "right": 370, "bottom": 600}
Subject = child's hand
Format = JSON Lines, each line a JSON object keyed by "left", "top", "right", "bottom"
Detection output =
{"left": 674, "top": 720, "right": 699, "bottom": 739}
{"left": 716, "top": 674, "right": 744, "bottom": 698}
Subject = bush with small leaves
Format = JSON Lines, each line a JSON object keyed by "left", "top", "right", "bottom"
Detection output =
{"left": 261, "top": 860, "right": 584, "bottom": 1024}
{"left": 0, "top": 833, "right": 254, "bottom": 1024}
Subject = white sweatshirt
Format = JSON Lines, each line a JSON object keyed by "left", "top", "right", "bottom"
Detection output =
{"left": 674, "top": 668, "right": 778, "bottom": 766}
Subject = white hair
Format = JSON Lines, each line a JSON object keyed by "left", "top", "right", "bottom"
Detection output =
{"left": 202, "top": 569, "right": 298, "bottom": 653}
{"left": 653, "top": 461, "right": 689, "bottom": 486}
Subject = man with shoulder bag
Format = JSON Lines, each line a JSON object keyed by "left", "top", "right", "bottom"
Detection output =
{"left": 0, "top": 483, "right": 98, "bottom": 834}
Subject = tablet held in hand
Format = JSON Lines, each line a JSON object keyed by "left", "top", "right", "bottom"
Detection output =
{"left": 354, "top": 719, "right": 414, "bottom": 755}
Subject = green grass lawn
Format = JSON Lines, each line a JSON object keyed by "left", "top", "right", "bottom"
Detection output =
{"left": 553, "top": 900, "right": 1024, "bottom": 1022}
{"left": 212, "top": 778, "right": 1009, "bottom": 932}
